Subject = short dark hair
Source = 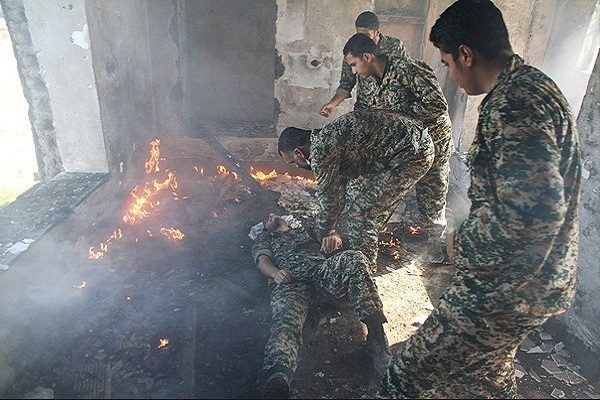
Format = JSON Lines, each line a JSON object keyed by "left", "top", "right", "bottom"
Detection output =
{"left": 278, "top": 127, "right": 311, "bottom": 154}
{"left": 343, "top": 33, "right": 381, "bottom": 58}
{"left": 355, "top": 11, "right": 379, "bottom": 29}
{"left": 429, "top": 0, "right": 512, "bottom": 60}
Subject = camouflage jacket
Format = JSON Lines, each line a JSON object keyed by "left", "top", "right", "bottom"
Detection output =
{"left": 370, "top": 55, "right": 452, "bottom": 145}
{"left": 252, "top": 225, "right": 324, "bottom": 276}
{"left": 310, "top": 110, "right": 429, "bottom": 239}
{"left": 454, "top": 54, "right": 581, "bottom": 313}
{"left": 336, "top": 34, "right": 407, "bottom": 110}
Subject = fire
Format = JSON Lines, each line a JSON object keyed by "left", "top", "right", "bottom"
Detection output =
{"left": 158, "top": 338, "right": 169, "bottom": 349}
{"left": 88, "top": 139, "right": 183, "bottom": 260}
{"left": 379, "top": 226, "right": 401, "bottom": 248}
{"left": 160, "top": 227, "right": 185, "bottom": 241}
{"left": 122, "top": 170, "right": 178, "bottom": 225}
{"left": 249, "top": 166, "right": 317, "bottom": 185}
{"left": 73, "top": 280, "right": 87, "bottom": 289}
{"left": 88, "top": 229, "right": 123, "bottom": 259}
{"left": 145, "top": 138, "right": 161, "bottom": 174}
{"left": 215, "top": 164, "right": 240, "bottom": 180}
{"left": 194, "top": 166, "right": 205, "bottom": 176}
{"left": 409, "top": 226, "right": 422, "bottom": 235}
{"left": 250, "top": 166, "right": 278, "bottom": 181}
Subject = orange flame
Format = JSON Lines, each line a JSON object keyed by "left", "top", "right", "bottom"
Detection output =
{"left": 158, "top": 338, "right": 169, "bottom": 349}
{"left": 145, "top": 139, "right": 161, "bottom": 174}
{"left": 409, "top": 226, "right": 422, "bottom": 235}
{"left": 122, "top": 170, "right": 178, "bottom": 225}
{"left": 73, "top": 280, "right": 87, "bottom": 289}
{"left": 249, "top": 166, "right": 317, "bottom": 185}
{"left": 216, "top": 165, "right": 239, "bottom": 180}
{"left": 250, "top": 166, "right": 278, "bottom": 181}
{"left": 88, "top": 229, "right": 124, "bottom": 259}
{"left": 160, "top": 227, "right": 185, "bottom": 241}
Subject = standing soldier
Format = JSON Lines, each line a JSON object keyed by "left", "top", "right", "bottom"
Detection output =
{"left": 319, "top": 11, "right": 408, "bottom": 117}
{"left": 252, "top": 213, "right": 392, "bottom": 399}
{"left": 381, "top": 0, "right": 581, "bottom": 398}
{"left": 342, "top": 33, "right": 454, "bottom": 263}
{"left": 278, "top": 110, "right": 435, "bottom": 271}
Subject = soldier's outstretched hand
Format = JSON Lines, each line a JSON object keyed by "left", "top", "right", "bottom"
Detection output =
{"left": 321, "top": 232, "right": 342, "bottom": 254}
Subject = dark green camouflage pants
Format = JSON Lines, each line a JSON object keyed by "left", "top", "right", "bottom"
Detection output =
{"left": 380, "top": 270, "right": 551, "bottom": 399}
{"left": 344, "top": 135, "right": 435, "bottom": 268}
{"left": 264, "top": 250, "right": 384, "bottom": 373}
{"left": 415, "top": 130, "right": 453, "bottom": 240}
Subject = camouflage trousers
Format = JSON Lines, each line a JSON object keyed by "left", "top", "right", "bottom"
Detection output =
{"left": 264, "top": 250, "right": 384, "bottom": 373}
{"left": 379, "top": 270, "right": 551, "bottom": 399}
{"left": 415, "top": 130, "right": 454, "bottom": 240}
{"left": 344, "top": 134, "right": 435, "bottom": 268}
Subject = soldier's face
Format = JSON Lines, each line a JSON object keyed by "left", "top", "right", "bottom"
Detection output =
{"left": 280, "top": 149, "right": 312, "bottom": 170}
{"left": 263, "top": 213, "right": 287, "bottom": 231}
{"left": 355, "top": 27, "right": 381, "bottom": 45}
{"left": 345, "top": 53, "right": 372, "bottom": 79}
{"left": 440, "top": 47, "right": 483, "bottom": 96}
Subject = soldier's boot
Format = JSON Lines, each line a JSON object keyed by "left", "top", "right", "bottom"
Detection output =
{"left": 263, "top": 366, "right": 293, "bottom": 399}
{"left": 427, "top": 237, "right": 446, "bottom": 264}
{"left": 365, "top": 325, "right": 392, "bottom": 376}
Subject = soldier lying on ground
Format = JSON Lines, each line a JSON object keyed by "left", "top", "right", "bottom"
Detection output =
{"left": 252, "top": 213, "right": 392, "bottom": 398}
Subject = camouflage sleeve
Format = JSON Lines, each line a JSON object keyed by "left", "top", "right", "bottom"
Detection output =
{"left": 251, "top": 231, "right": 273, "bottom": 265}
{"left": 379, "top": 35, "right": 408, "bottom": 59}
{"left": 335, "top": 59, "right": 357, "bottom": 99}
{"left": 387, "top": 60, "right": 448, "bottom": 121}
{"left": 311, "top": 124, "right": 346, "bottom": 239}
{"left": 454, "top": 99, "right": 568, "bottom": 267}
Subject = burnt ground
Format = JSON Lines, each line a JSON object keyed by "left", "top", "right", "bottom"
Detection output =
{"left": 0, "top": 147, "right": 598, "bottom": 399}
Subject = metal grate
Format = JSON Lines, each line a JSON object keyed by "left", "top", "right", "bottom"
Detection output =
{"left": 73, "top": 363, "right": 111, "bottom": 399}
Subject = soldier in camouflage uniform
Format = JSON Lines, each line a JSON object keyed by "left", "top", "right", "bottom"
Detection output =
{"left": 320, "top": 11, "right": 407, "bottom": 117}
{"left": 278, "top": 110, "right": 434, "bottom": 270}
{"left": 343, "top": 32, "right": 454, "bottom": 262}
{"left": 252, "top": 213, "right": 392, "bottom": 398}
{"left": 380, "top": 1, "right": 581, "bottom": 398}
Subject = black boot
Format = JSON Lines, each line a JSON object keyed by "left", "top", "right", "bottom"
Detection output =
{"left": 263, "top": 365, "right": 293, "bottom": 399}
{"left": 363, "top": 312, "right": 393, "bottom": 376}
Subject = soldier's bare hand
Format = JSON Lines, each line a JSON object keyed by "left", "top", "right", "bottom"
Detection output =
{"left": 321, "top": 233, "right": 342, "bottom": 253}
{"left": 273, "top": 269, "right": 293, "bottom": 285}
{"left": 319, "top": 103, "right": 335, "bottom": 118}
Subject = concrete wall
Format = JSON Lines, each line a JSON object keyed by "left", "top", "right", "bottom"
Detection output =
{"left": 23, "top": 0, "right": 107, "bottom": 173}
{"left": 559, "top": 49, "right": 600, "bottom": 352}
{"left": 85, "top": 0, "right": 182, "bottom": 184}
{"left": 274, "top": 0, "right": 371, "bottom": 132}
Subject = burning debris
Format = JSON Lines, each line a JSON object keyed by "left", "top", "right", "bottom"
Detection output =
{"left": 249, "top": 166, "right": 319, "bottom": 220}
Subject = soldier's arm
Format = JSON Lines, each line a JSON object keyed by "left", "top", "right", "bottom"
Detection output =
{"left": 252, "top": 233, "right": 292, "bottom": 284}
{"left": 454, "top": 99, "right": 567, "bottom": 267}
{"left": 312, "top": 127, "right": 346, "bottom": 240}
{"left": 335, "top": 59, "right": 357, "bottom": 99}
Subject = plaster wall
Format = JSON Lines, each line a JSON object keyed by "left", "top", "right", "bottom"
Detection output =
{"left": 23, "top": 0, "right": 107, "bottom": 173}
{"left": 274, "top": 0, "right": 373, "bottom": 132}
{"left": 559, "top": 49, "right": 600, "bottom": 352}
{"left": 85, "top": 0, "right": 181, "bottom": 185}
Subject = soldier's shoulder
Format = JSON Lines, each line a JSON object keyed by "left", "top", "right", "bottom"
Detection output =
{"left": 379, "top": 34, "right": 407, "bottom": 56}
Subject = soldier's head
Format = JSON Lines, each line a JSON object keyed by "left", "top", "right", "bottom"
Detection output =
{"left": 343, "top": 33, "right": 383, "bottom": 79}
{"left": 278, "top": 127, "right": 312, "bottom": 171}
{"left": 355, "top": 11, "right": 381, "bottom": 45}
{"left": 262, "top": 213, "right": 289, "bottom": 232}
{"left": 429, "top": 0, "right": 513, "bottom": 95}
